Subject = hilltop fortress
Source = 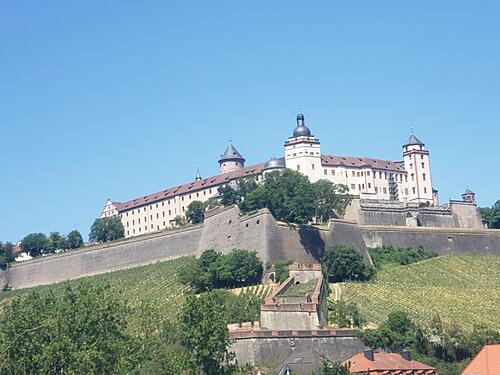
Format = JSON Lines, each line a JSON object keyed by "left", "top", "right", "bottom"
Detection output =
{"left": 1, "top": 114, "right": 497, "bottom": 291}
{"left": 101, "top": 113, "right": 484, "bottom": 238}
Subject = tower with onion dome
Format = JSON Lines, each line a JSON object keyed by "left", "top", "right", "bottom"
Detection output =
{"left": 284, "top": 113, "right": 322, "bottom": 182}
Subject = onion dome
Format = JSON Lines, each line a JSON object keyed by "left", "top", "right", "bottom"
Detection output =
{"left": 293, "top": 113, "right": 311, "bottom": 137}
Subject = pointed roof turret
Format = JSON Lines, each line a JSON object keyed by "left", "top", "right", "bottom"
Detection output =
{"left": 195, "top": 163, "right": 202, "bottom": 181}
{"left": 405, "top": 134, "right": 425, "bottom": 146}
{"left": 218, "top": 143, "right": 246, "bottom": 165}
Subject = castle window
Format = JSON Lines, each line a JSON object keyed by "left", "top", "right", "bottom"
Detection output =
{"left": 156, "top": 204, "right": 158, "bottom": 208}
{"left": 297, "top": 165, "right": 300, "bottom": 171}
{"left": 331, "top": 170, "right": 335, "bottom": 175}
{"left": 424, "top": 187, "right": 427, "bottom": 193}
{"left": 151, "top": 224, "right": 154, "bottom": 229}
{"left": 133, "top": 229, "right": 135, "bottom": 234}
{"left": 168, "top": 200, "right": 170, "bottom": 205}
{"left": 138, "top": 218, "right": 141, "bottom": 224}
{"left": 410, "top": 163, "right": 413, "bottom": 169}
{"left": 375, "top": 187, "right": 378, "bottom": 193}
{"left": 126, "top": 212, "right": 129, "bottom": 217}
{"left": 422, "top": 163, "right": 425, "bottom": 168}
{"left": 358, "top": 184, "right": 361, "bottom": 190}
{"left": 196, "top": 192, "right": 199, "bottom": 197}
{"left": 209, "top": 189, "right": 212, "bottom": 193}
{"left": 145, "top": 216, "right": 147, "bottom": 222}
{"left": 127, "top": 222, "right": 129, "bottom": 227}
{"left": 139, "top": 227, "right": 141, "bottom": 233}
{"left": 204, "top": 191, "right": 206, "bottom": 195}
{"left": 156, "top": 213, "right": 159, "bottom": 219}
{"left": 412, "top": 187, "right": 416, "bottom": 194}
{"left": 368, "top": 183, "right": 371, "bottom": 188}
{"left": 169, "top": 210, "right": 171, "bottom": 215}
{"left": 293, "top": 153, "right": 297, "bottom": 156}
{"left": 182, "top": 207, "right": 185, "bottom": 212}
{"left": 163, "top": 211, "right": 165, "bottom": 217}
{"left": 162, "top": 202, "right": 165, "bottom": 207}
{"left": 133, "top": 220, "right": 135, "bottom": 225}
{"left": 127, "top": 230, "right": 129, "bottom": 236}
{"left": 352, "top": 171, "right": 356, "bottom": 177}
{"left": 145, "top": 226, "right": 147, "bottom": 231}
{"left": 383, "top": 187, "right": 387, "bottom": 194}
{"left": 163, "top": 221, "right": 166, "bottom": 226}
{"left": 367, "top": 171, "right": 370, "bottom": 176}
{"left": 405, "top": 188, "right": 408, "bottom": 195}
{"left": 405, "top": 175, "right": 408, "bottom": 182}
{"left": 151, "top": 215, "right": 153, "bottom": 220}
{"left": 384, "top": 173, "right": 387, "bottom": 180}
{"left": 423, "top": 173, "right": 426, "bottom": 181}
{"left": 324, "top": 169, "right": 327, "bottom": 175}
{"left": 157, "top": 225, "right": 159, "bottom": 230}
{"left": 379, "top": 172, "right": 382, "bottom": 178}
{"left": 362, "top": 184, "right": 365, "bottom": 189}
{"left": 182, "top": 197, "right": 184, "bottom": 201}
{"left": 310, "top": 152, "right": 314, "bottom": 155}
{"left": 132, "top": 210, "right": 135, "bottom": 215}
{"left": 351, "top": 184, "right": 355, "bottom": 189}
{"left": 189, "top": 194, "right": 191, "bottom": 199}
{"left": 150, "top": 205, "right": 152, "bottom": 210}
{"left": 357, "top": 172, "right": 360, "bottom": 177}
{"left": 361, "top": 172, "right": 364, "bottom": 176}
{"left": 411, "top": 174, "right": 415, "bottom": 181}
{"left": 311, "top": 164, "right": 315, "bottom": 170}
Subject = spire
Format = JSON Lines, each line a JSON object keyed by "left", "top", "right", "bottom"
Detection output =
{"left": 218, "top": 143, "right": 245, "bottom": 164}
{"left": 195, "top": 163, "right": 202, "bottom": 181}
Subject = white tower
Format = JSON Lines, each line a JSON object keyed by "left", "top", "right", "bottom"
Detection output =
{"left": 284, "top": 113, "right": 322, "bottom": 182}
{"left": 402, "top": 133, "right": 434, "bottom": 205}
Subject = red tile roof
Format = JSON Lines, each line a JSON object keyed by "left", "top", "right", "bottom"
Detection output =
{"left": 343, "top": 351, "right": 437, "bottom": 375}
{"left": 461, "top": 344, "right": 500, "bottom": 375}
{"left": 112, "top": 163, "right": 265, "bottom": 213}
{"left": 321, "top": 154, "right": 406, "bottom": 172}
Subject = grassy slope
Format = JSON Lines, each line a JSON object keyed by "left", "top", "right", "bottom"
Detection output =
{"left": 339, "top": 254, "right": 500, "bottom": 330}
{"left": 0, "top": 257, "right": 193, "bottom": 330}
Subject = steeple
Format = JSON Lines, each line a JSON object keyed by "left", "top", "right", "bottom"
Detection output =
{"left": 195, "top": 163, "right": 202, "bottom": 181}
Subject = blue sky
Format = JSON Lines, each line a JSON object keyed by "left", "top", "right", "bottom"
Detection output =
{"left": 1, "top": 1, "right": 499, "bottom": 242}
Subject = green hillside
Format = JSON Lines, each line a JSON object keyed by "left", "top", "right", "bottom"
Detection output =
{"left": 2, "top": 253, "right": 499, "bottom": 333}
{"left": 0, "top": 257, "right": 193, "bottom": 331}
{"left": 339, "top": 253, "right": 500, "bottom": 330}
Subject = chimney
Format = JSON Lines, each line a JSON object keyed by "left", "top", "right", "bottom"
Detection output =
{"left": 363, "top": 348, "right": 374, "bottom": 361}
{"left": 400, "top": 349, "right": 412, "bottom": 361}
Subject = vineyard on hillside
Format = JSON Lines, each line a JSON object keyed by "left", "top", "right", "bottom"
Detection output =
{"left": 339, "top": 254, "right": 500, "bottom": 330}
{"left": 0, "top": 257, "right": 194, "bottom": 331}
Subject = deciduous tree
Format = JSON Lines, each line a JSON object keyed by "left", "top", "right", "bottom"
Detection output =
{"left": 89, "top": 216, "right": 125, "bottom": 243}
{"left": 186, "top": 200, "right": 205, "bottom": 224}
{"left": 20, "top": 232, "right": 49, "bottom": 257}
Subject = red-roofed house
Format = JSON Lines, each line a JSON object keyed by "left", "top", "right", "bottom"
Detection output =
{"left": 461, "top": 344, "right": 500, "bottom": 375}
{"left": 343, "top": 349, "right": 438, "bottom": 375}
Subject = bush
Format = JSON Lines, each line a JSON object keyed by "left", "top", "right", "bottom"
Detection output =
{"left": 0, "top": 242, "right": 15, "bottom": 270}
{"left": 323, "top": 246, "right": 374, "bottom": 282}
{"left": 369, "top": 246, "right": 438, "bottom": 269}
{"left": 272, "top": 259, "right": 293, "bottom": 283}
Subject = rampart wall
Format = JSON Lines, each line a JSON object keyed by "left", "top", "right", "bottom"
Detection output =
{"left": 2, "top": 206, "right": 499, "bottom": 290}
{"left": 229, "top": 330, "right": 364, "bottom": 366}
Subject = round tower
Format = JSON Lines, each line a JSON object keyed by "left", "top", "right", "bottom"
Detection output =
{"left": 218, "top": 143, "right": 245, "bottom": 174}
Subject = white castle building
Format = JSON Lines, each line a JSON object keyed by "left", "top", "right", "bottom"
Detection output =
{"left": 101, "top": 113, "right": 444, "bottom": 238}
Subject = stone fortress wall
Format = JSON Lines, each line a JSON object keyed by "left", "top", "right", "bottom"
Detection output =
{"left": 1, "top": 205, "right": 500, "bottom": 290}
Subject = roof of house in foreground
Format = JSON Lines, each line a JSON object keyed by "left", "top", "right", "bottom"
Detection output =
{"left": 344, "top": 351, "right": 437, "bottom": 374}
{"left": 461, "top": 344, "right": 500, "bottom": 375}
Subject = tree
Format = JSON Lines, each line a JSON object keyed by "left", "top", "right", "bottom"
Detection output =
{"left": 47, "top": 231, "right": 65, "bottom": 253}
{"left": 319, "top": 359, "right": 350, "bottom": 375}
{"left": 173, "top": 215, "right": 187, "bottom": 228}
{"left": 480, "top": 200, "right": 500, "bottom": 229}
{"left": 20, "top": 233, "right": 49, "bottom": 257}
{"left": 326, "top": 299, "right": 366, "bottom": 328}
{"left": 0, "top": 284, "right": 134, "bottom": 374}
{"left": 186, "top": 201, "right": 205, "bottom": 224}
{"left": 0, "top": 242, "right": 15, "bottom": 271}
{"left": 264, "top": 170, "right": 317, "bottom": 224}
{"left": 89, "top": 216, "right": 125, "bottom": 243}
{"left": 213, "top": 249, "right": 263, "bottom": 288}
{"left": 66, "top": 230, "right": 84, "bottom": 249}
{"left": 180, "top": 292, "right": 235, "bottom": 375}
{"left": 312, "top": 180, "right": 352, "bottom": 222}
{"left": 323, "top": 246, "right": 374, "bottom": 282}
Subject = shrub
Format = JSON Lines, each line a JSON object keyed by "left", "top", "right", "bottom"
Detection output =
{"left": 326, "top": 299, "right": 366, "bottom": 328}
{"left": 369, "top": 246, "right": 438, "bottom": 269}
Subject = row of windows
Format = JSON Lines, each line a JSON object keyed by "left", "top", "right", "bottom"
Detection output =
{"left": 123, "top": 189, "right": 214, "bottom": 217}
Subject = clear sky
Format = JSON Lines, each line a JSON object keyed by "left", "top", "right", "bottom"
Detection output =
{"left": 1, "top": 1, "right": 499, "bottom": 242}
